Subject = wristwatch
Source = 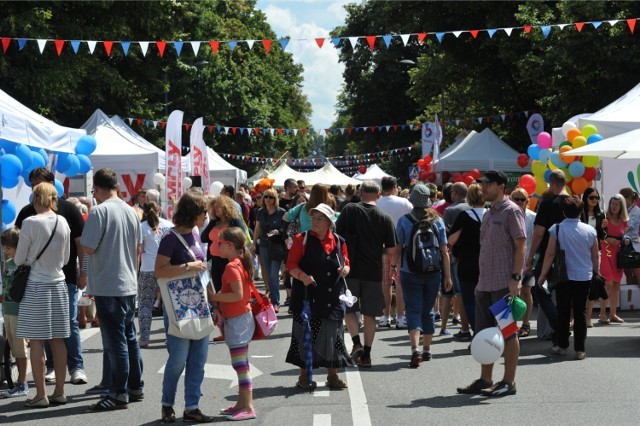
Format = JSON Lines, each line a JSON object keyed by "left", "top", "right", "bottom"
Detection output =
{"left": 511, "top": 273, "right": 522, "bottom": 281}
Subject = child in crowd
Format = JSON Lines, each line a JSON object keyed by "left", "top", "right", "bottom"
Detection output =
{"left": 1, "top": 228, "right": 29, "bottom": 398}
{"left": 210, "top": 227, "right": 256, "bottom": 421}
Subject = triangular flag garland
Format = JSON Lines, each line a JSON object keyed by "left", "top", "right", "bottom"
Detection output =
{"left": 2, "top": 17, "right": 635, "bottom": 58}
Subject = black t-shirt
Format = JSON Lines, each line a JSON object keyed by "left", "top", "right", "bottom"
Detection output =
{"left": 279, "top": 197, "right": 293, "bottom": 211}
{"left": 335, "top": 202, "right": 397, "bottom": 281}
{"left": 15, "top": 198, "right": 85, "bottom": 284}
{"left": 534, "top": 194, "right": 569, "bottom": 258}
{"left": 450, "top": 209, "right": 483, "bottom": 282}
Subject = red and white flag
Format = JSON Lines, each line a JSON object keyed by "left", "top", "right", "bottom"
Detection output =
{"left": 165, "top": 110, "right": 184, "bottom": 219}
{"left": 489, "top": 297, "right": 519, "bottom": 339}
{"left": 189, "top": 117, "right": 210, "bottom": 195}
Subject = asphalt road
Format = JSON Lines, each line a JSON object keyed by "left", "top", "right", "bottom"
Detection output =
{"left": 2, "top": 285, "right": 640, "bottom": 425}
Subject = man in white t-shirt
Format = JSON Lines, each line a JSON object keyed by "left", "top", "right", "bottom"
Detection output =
{"left": 376, "top": 176, "right": 413, "bottom": 329}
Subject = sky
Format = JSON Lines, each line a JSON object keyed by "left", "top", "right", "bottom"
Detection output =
{"left": 256, "top": 0, "right": 355, "bottom": 130}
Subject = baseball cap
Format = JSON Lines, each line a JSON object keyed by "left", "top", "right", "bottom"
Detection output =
{"left": 476, "top": 170, "right": 508, "bottom": 186}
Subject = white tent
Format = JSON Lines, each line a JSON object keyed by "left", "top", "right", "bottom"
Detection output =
{"left": 309, "top": 162, "right": 362, "bottom": 186}
{"left": 252, "top": 161, "right": 308, "bottom": 187}
{"left": 200, "top": 147, "right": 247, "bottom": 188}
{"left": 354, "top": 164, "right": 392, "bottom": 183}
{"left": 0, "top": 88, "right": 85, "bottom": 153}
{"left": 578, "top": 82, "right": 640, "bottom": 138}
{"left": 435, "top": 128, "right": 522, "bottom": 172}
{"left": 247, "top": 167, "right": 269, "bottom": 183}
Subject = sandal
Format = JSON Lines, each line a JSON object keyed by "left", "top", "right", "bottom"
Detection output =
{"left": 598, "top": 317, "right": 610, "bottom": 325}
{"left": 517, "top": 324, "right": 531, "bottom": 338}
{"left": 25, "top": 396, "right": 49, "bottom": 408}
{"left": 296, "top": 376, "right": 317, "bottom": 390}
{"left": 325, "top": 375, "right": 348, "bottom": 389}
{"left": 587, "top": 322, "right": 593, "bottom": 328}
{"left": 610, "top": 315, "right": 625, "bottom": 323}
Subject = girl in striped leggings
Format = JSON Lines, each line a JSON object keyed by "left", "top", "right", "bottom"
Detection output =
{"left": 210, "top": 227, "right": 256, "bottom": 421}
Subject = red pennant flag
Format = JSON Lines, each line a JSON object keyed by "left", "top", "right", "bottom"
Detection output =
{"left": 231, "top": 127, "right": 237, "bottom": 135}
{"left": 254, "top": 127, "right": 260, "bottom": 135}
{"left": 301, "top": 128, "right": 307, "bottom": 135}
{"left": 523, "top": 25, "right": 532, "bottom": 34}
{"left": 315, "top": 38, "right": 325, "bottom": 48}
{"left": 207, "top": 125, "right": 214, "bottom": 134}
{"left": 627, "top": 19, "right": 636, "bottom": 33}
{"left": 185, "top": 124, "right": 191, "bottom": 132}
{"left": 485, "top": 116, "right": 492, "bottom": 123}
{"left": 136, "top": 118, "right": 142, "bottom": 126}
{"left": 470, "top": 30, "right": 479, "bottom": 39}
{"left": 324, "top": 129, "right": 330, "bottom": 135}
{"left": 575, "top": 22, "right": 584, "bottom": 32}
{"left": 417, "top": 32, "right": 427, "bottom": 44}
{"left": 262, "top": 39, "right": 272, "bottom": 54}
{"left": 103, "top": 41, "right": 113, "bottom": 56}
{"left": 369, "top": 126, "right": 376, "bottom": 133}
{"left": 1, "top": 37, "right": 10, "bottom": 53}
{"left": 366, "top": 35, "right": 376, "bottom": 51}
{"left": 209, "top": 40, "right": 220, "bottom": 55}
{"left": 463, "top": 119, "right": 469, "bottom": 126}
{"left": 416, "top": 123, "right": 422, "bottom": 130}
{"left": 347, "top": 128, "right": 353, "bottom": 135}
{"left": 156, "top": 41, "right": 166, "bottom": 57}
{"left": 277, "top": 128, "right": 283, "bottom": 135}
{"left": 392, "top": 125, "right": 398, "bottom": 132}
{"left": 161, "top": 121, "right": 167, "bottom": 129}
{"left": 54, "top": 39, "right": 64, "bottom": 56}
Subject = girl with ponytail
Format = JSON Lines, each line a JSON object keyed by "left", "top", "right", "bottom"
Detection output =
{"left": 209, "top": 227, "right": 256, "bottom": 421}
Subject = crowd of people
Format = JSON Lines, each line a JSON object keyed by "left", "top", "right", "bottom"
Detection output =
{"left": 1, "top": 165, "right": 639, "bottom": 421}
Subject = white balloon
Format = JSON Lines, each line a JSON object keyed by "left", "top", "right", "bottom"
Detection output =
{"left": 561, "top": 121, "right": 577, "bottom": 138}
{"left": 210, "top": 181, "right": 224, "bottom": 196}
{"left": 183, "top": 177, "right": 193, "bottom": 189}
{"left": 158, "top": 182, "right": 165, "bottom": 190}
{"left": 470, "top": 327, "right": 505, "bottom": 364}
{"left": 153, "top": 172, "right": 165, "bottom": 185}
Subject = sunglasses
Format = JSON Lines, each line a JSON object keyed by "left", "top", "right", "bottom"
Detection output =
{"left": 588, "top": 196, "right": 600, "bottom": 201}
{"left": 512, "top": 197, "right": 528, "bottom": 202}
{"left": 263, "top": 195, "right": 275, "bottom": 200}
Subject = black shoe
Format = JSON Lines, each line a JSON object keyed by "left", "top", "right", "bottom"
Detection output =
{"left": 481, "top": 380, "right": 517, "bottom": 397}
{"left": 434, "top": 313, "right": 441, "bottom": 323}
{"left": 359, "top": 354, "right": 372, "bottom": 368}
{"left": 89, "top": 396, "right": 128, "bottom": 411}
{"left": 421, "top": 350, "right": 432, "bottom": 361}
{"left": 350, "top": 344, "right": 364, "bottom": 365}
{"left": 452, "top": 316, "right": 461, "bottom": 325}
{"left": 283, "top": 298, "right": 290, "bottom": 306}
{"left": 409, "top": 351, "right": 422, "bottom": 368}
{"left": 161, "top": 406, "right": 176, "bottom": 423}
{"left": 453, "top": 330, "right": 472, "bottom": 341}
{"left": 128, "top": 391, "right": 144, "bottom": 402}
{"left": 457, "top": 378, "right": 493, "bottom": 395}
{"left": 183, "top": 408, "right": 214, "bottom": 423}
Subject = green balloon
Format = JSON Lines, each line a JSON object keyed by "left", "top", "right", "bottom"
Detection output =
{"left": 511, "top": 296, "right": 527, "bottom": 321}
{"left": 559, "top": 141, "right": 571, "bottom": 148}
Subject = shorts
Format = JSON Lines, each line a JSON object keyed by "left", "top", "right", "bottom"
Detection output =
{"left": 224, "top": 311, "right": 255, "bottom": 349}
{"left": 523, "top": 272, "right": 535, "bottom": 287}
{"left": 475, "top": 287, "right": 516, "bottom": 340}
{"left": 345, "top": 278, "right": 385, "bottom": 317}
{"left": 441, "top": 258, "right": 461, "bottom": 297}
{"left": 4, "top": 314, "right": 28, "bottom": 358}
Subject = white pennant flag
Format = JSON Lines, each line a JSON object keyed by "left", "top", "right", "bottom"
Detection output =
{"left": 37, "top": 39, "right": 48, "bottom": 53}
{"left": 503, "top": 28, "right": 514, "bottom": 36}
{"left": 87, "top": 40, "right": 97, "bottom": 54}
{"left": 128, "top": 117, "right": 134, "bottom": 125}
{"left": 340, "top": 128, "right": 345, "bottom": 135}
{"left": 524, "top": 111, "right": 530, "bottom": 118}
{"left": 190, "top": 41, "right": 201, "bottom": 56}
{"left": 558, "top": 24, "right": 568, "bottom": 30}
{"left": 246, "top": 40, "right": 255, "bottom": 50}
{"left": 152, "top": 121, "right": 158, "bottom": 129}
{"left": 223, "top": 126, "right": 229, "bottom": 134}
{"left": 297, "top": 39, "right": 308, "bottom": 50}
{"left": 293, "top": 129, "right": 298, "bottom": 136}
{"left": 452, "top": 31, "right": 463, "bottom": 38}
{"left": 139, "top": 41, "right": 149, "bottom": 56}
{"left": 607, "top": 20, "right": 619, "bottom": 27}
{"left": 408, "top": 124, "right": 414, "bottom": 130}
{"left": 349, "top": 37, "right": 359, "bottom": 49}
{"left": 400, "top": 34, "right": 411, "bottom": 46}
{"left": 385, "top": 125, "right": 391, "bottom": 132}
{"left": 501, "top": 114, "right": 506, "bottom": 122}
{"left": 455, "top": 119, "right": 460, "bottom": 126}
{"left": 269, "top": 128, "right": 275, "bottom": 136}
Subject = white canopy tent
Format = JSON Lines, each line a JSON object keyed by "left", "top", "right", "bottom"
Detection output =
{"left": 435, "top": 128, "right": 522, "bottom": 172}
{"left": 199, "top": 147, "right": 247, "bottom": 188}
{"left": 252, "top": 161, "right": 308, "bottom": 187}
{"left": 309, "top": 162, "right": 362, "bottom": 186}
{"left": 578, "top": 82, "right": 640, "bottom": 138}
{"left": 353, "top": 164, "right": 392, "bottom": 183}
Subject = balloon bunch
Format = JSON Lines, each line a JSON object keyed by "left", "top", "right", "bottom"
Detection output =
{"left": 417, "top": 155, "right": 433, "bottom": 181}
{"left": 522, "top": 124, "right": 601, "bottom": 200}
{"left": 55, "top": 135, "right": 97, "bottom": 178}
{"left": 452, "top": 169, "right": 481, "bottom": 186}
{"left": 0, "top": 139, "right": 48, "bottom": 189}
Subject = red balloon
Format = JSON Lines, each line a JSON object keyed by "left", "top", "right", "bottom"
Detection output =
{"left": 418, "top": 169, "right": 428, "bottom": 181}
{"left": 583, "top": 167, "right": 596, "bottom": 181}
{"left": 463, "top": 175, "right": 475, "bottom": 186}
{"left": 424, "top": 155, "right": 432, "bottom": 164}
{"left": 469, "top": 168, "right": 481, "bottom": 179}
{"left": 417, "top": 159, "right": 425, "bottom": 168}
{"left": 423, "top": 163, "right": 432, "bottom": 173}
{"left": 517, "top": 153, "right": 529, "bottom": 168}
{"left": 518, "top": 174, "right": 536, "bottom": 196}
{"left": 427, "top": 172, "right": 436, "bottom": 182}
{"left": 358, "top": 165, "right": 367, "bottom": 174}
{"left": 442, "top": 171, "right": 451, "bottom": 183}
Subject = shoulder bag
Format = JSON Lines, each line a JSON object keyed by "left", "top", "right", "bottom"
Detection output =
{"left": 157, "top": 230, "right": 215, "bottom": 340}
{"left": 9, "top": 216, "right": 58, "bottom": 302}
{"left": 616, "top": 243, "right": 640, "bottom": 269}
{"left": 248, "top": 278, "right": 278, "bottom": 340}
{"left": 547, "top": 225, "right": 568, "bottom": 291}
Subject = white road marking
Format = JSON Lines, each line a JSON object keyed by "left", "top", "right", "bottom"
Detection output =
{"left": 158, "top": 363, "right": 263, "bottom": 388}
{"left": 25, "top": 327, "right": 101, "bottom": 376}
{"left": 250, "top": 355, "right": 273, "bottom": 358}
{"left": 344, "top": 333, "right": 372, "bottom": 426}
{"left": 314, "top": 389, "right": 330, "bottom": 397}
{"left": 313, "top": 414, "right": 332, "bottom": 426}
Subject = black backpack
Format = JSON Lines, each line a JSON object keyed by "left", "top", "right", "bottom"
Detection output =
{"left": 404, "top": 214, "right": 442, "bottom": 275}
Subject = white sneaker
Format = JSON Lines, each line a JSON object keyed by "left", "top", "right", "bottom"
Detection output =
{"left": 1, "top": 383, "right": 28, "bottom": 398}
{"left": 44, "top": 368, "right": 56, "bottom": 383}
{"left": 71, "top": 370, "right": 88, "bottom": 385}
{"left": 395, "top": 316, "right": 408, "bottom": 329}
{"left": 377, "top": 315, "right": 391, "bottom": 328}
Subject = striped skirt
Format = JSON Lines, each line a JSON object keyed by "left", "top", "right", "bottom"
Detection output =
{"left": 17, "top": 279, "right": 70, "bottom": 340}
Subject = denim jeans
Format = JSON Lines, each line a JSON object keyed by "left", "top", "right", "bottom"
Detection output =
{"left": 400, "top": 271, "right": 441, "bottom": 335}
{"left": 94, "top": 295, "right": 144, "bottom": 403}
{"left": 259, "top": 245, "right": 282, "bottom": 307}
{"left": 161, "top": 313, "right": 209, "bottom": 410}
{"left": 45, "top": 283, "right": 84, "bottom": 373}
{"left": 458, "top": 279, "right": 477, "bottom": 332}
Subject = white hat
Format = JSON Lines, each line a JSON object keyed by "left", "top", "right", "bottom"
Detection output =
{"left": 308, "top": 203, "right": 335, "bottom": 225}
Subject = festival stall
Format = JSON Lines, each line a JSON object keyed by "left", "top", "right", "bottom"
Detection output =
{"left": 308, "top": 161, "right": 362, "bottom": 187}
{"left": 353, "top": 164, "right": 392, "bottom": 183}
{"left": 201, "top": 147, "right": 248, "bottom": 189}
{"left": 578, "top": 81, "right": 640, "bottom": 138}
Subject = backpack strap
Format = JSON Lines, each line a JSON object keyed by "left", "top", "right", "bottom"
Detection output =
{"left": 469, "top": 208, "right": 481, "bottom": 223}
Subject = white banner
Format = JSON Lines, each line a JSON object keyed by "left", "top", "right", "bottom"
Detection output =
{"left": 601, "top": 158, "right": 640, "bottom": 204}
{"left": 526, "top": 113, "right": 544, "bottom": 145}
{"left": 432, "top": 114, "right": 443, "bottom": 172}
{"left": 421, "top": 121, "right": 438, "bottom": 157}
{"left": 165, "top": 110, "right": 184, "bottom": 219}
{"left": 189, "top": 117, "right": 210, "bottom": 195}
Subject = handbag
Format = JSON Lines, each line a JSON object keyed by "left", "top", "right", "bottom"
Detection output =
{"left": 616, "top": 243, "right": 640, "bottom": 269}
{"left": 9, "top": 216, "right": 58, "bottom": 302}
{"left": 157, "top": 230, "right": 215, "bottom": 340}
{"left": 248, "top": 279, "right": 278, "bottom": 340}
{"left": 267, "top": 234, "right": 285, "bottom": 261}
{"left": 547, "top": 225, "right": 568, "bottom": 291}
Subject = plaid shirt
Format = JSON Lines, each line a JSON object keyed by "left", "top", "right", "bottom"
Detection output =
{"left": 477, "top": 197, "right": 526, "bottom": 292}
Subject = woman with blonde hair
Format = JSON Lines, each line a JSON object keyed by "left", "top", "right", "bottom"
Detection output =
{"left": 16, "top": 182, "right": 71, "bottom": 407}
{"left": 601, "top": 194, "right": 629, "bottom": 324}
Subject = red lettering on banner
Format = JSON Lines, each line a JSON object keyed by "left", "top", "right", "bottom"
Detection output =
{"left": 193, "top": 146, "right": 204, "bottom": 176}
{"left": 166, "top": 140, "right": 182, "bottom": 211}
{"left": 121, "top": 173, "right": 147, "bottom": 203}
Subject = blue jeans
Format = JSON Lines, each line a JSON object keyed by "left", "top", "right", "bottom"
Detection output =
{"left": 94, "top": 295, "right": 144, "bottom": 403}
{"left": 401, "top": 271, "right": 441, "bottom": 335}
{"left": 259, "top": 245, "right": 282, "bottom": 307}
{"left": 458, "top": 279, "right": 477, "bottom": 331}
{"left": 161, "top": 313, "right": 209, "bottom": 410}
{"left": 45, "top": 283, "right": 84, "bottom": 372}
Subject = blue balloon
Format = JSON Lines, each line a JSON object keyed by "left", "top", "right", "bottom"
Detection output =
{"left": 2, "top": 174, "right": 19, "bottom": 189}
{"left": 568, "top": 161, "right": 585, "bottom": 178}
{"left": 2, "top": 223, "right": 6, "bottom": 232}
{"left": 55, "top": 152, "right": 72, "bottom": 173}
{"left": 0, "top": 139, "right": 17, "bottom": 153}
{"left": 54, "top": 179, "right": 64, "bottom": 198}
{"left": 550, "top": 152, "right": 567, "bottom": 168}
{"left": 1, "top": 154, "right": 23, "bottom": 180}
{"left": 37, "top": 148, "right": 48, "bottom": 164}
{"left": 527, "top": 144, "right": 540, "bottom": 161}
{"left": 538, "top": 149, "right": 552, "bottom": 165}
{"left": 21, "top": 168, "right": 32, "bottom": 186}
{"left": 2, "top": 199, "right": 16, "bottom": 224}
{"left": 75, "top": 135, "right": 97, "bottom": 156}
{"left": 30, "top": 151, "right": 46, "bottom": 169}
{"left": 14, "top": 144, "right": 33, "bottom": 171}
{"left": 544, "top": 169, "right": 551, "bottom": 183}
{"left": 587, "top": 134, "right": 604, "bottom": 144}
{"left": 77, "top": 154, "right": 91, "bottom": 174}
{"left": 65, "top": 154, "right": 80, "bottom": 177}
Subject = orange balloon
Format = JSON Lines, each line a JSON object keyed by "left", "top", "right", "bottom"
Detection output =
{"left": 567, "top": 128, "right": 582, "bottom": 143}
{"left": 529, "top": 197, "right": 538, "bottom": 211}
{"left": 559, "top": 145, "right": 575, "bottom": 163}
{"left": 571, "top": 177, "right": 588, "bottom": 195}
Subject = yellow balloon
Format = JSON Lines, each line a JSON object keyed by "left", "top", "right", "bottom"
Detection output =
{"left": 548, "top": 159, "right": 558, "bottom": 170}
{"left": 581, "top": 124, "right": 598, "bottom": 139}
{"left": 582, "top": 156, "right": 600, "bottom": 167}
{"left": 532, "top": 160, "right": 547, "bottom": 176}
{"left": 572, "top": 136, "right": 587, "bottom": 148}
{"left": 535, "top": 179, "right": 547, "bottom": 195}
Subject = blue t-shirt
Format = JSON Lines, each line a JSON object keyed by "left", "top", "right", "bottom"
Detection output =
{"left": 396, "top": 211, "right": 448, "bottom": 274}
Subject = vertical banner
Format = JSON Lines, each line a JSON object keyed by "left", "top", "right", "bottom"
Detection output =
{"left": 432, "top": 113, "right": 443, "bottom": 172}
{"left": 189, "top": 117, "right": 210, "bottom": 194}
{"left": 526, "top": 113, "right": 544, "bottom": 145}
{"left": 421, "top": 121, "right": 437, "bottom": 157}
{"left": 165, "top": 110, "right": 184, "bottom": 219}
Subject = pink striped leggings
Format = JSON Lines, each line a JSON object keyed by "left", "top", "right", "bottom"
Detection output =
{"left": 230, "top": 345, "right": 252, "bottom": 391}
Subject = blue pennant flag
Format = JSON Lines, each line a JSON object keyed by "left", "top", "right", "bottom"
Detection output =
{"left": 70, "top": 40, "right": 80, "bottom": 54}
{"left": 228, "top": 41, "right": 237, "bottom": 51}
{"left": 121, "top": 41, "right": 130, "bottom": 56}
{"left": 18, "top": 38, "right": 28, "bottom": 50}
{"left": 174, "top": 41, "right": 183, "bottom": 56}
{"left": 541, "top": 26, "right": 551, "bottom": 39}
{"left": 592, "top": 21, "right": 602, "bottom": 29}
{"left": 279, "top": 38, "right": 289, "bottom": 51}
{"left": 382, "top": 35, "right": 392, "bottom": 48}
{"left": 487, "top": 29, "right": 497, "bottom": 39}
{"left": 436, "top": 32, "right": 445, "bottom": 43}
{"left": 331, "top": 37, "right": 341, "bottom": 47}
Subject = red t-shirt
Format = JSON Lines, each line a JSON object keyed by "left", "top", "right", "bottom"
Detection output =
{"left": 220, "top": 257, "right": 252, "bottom": 318}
